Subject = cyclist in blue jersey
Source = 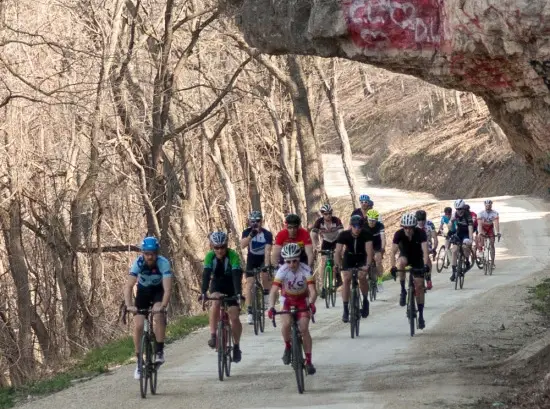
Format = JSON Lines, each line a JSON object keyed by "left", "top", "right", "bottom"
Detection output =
{"left": 124, "top": 236, "right": 173, "bottom": 379}
{"left": 438, "top": 206, "right": 455, "bottom": 261}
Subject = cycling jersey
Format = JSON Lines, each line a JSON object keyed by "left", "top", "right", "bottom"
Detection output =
{"left": 451, "top": 211, "right": 473, "bottom": 239}
{"left": 470, "top": 211, "right": 478, "bottom": 232}
{"left": 311, "top": 216, "right": 343, "bottom": 243}
{"left": 393, "top": 228, "right": 427, "bottom": 268}
{"left": 201, "top": 249, "right": 243, "bottom": 296}
{"left": 273, "top": 262, "right": 314, "bottom": 300}
{"left": 274, "top": 228, "right": 312, "bottom": 264}
{"left": 417, "top": 220, "right": 435, "bottom": 252}
{"left": 478, "top": 209, "right": 499, "bottom": 224}
{"left": 129, "top": 255, "right": 173, "bottom": 289}
{"left": 336, "top": 229, "right": 373, "bottom": 269}
{"left": 440, "top": 215, "right": 457, "bottom": 233}
{"left": 362, "top": 221, "right": 385, "bottom": 251}
{"left": 241, "top": 227, "right": 273, "bottom": 270}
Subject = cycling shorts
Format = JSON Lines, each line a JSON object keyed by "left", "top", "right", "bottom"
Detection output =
{"left": 282, "top": 296, "right": 310, "bottom": 319}
{"left": 342, "top": 254, "right": 366, "bottom": 270}
{"left": 209, "top": 281, "right": 239, "bottom": 308}
{"left": 135, "top": 285, "right": 164, "bottom": 314}
{"left": 245, "top": 257, "right": 264, "bottom": 278}
{"left": 480, "top": 225, "right": 496, "bottom": 237}
{"left": 321, "top": 240, "right": 337, "bottom": 251}
{"left": 398, "top": 254, "right": 424, "bottom": 270}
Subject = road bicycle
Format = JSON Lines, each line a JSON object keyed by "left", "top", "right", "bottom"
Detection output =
{"left": 476, "top": 233, "right": 501, "bottom": 276}
{"left": 320, "top": 249, "right": 337, "bottom": 308}
{"left": 436, "top": 233, "right": 451, "bottom": 273}
{"left": 349, "top": 267, "right": 362, "bottom": 339}
{"left": 203, "top": 294, "right": 241, "bottom": 381}
{"left": 450, "top": 235, "right": 468, "bottom": 290}
{"left": 396, "top": 267, "right": 426, "bottom": 337}
{"left": 247, "top": 267, "right": 268, "bottom": 335}
{"left": 272, "top": 307, "right": 315, "bottom": 394}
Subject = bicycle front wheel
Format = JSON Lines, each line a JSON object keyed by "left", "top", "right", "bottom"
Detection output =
{"left": 217, "top": 322, "right": 224, "bottom": 381}
{"left": 252, "top": 283, "right": 259, "bottom": 336}
{"left": 150, "top": 338, "right": 158, "bottom": 395}
{"left": 224, "top": 324, "right": 232, "bottom": 377}
{"left": 139, "top": 334, "right": 149, "bottom": 398}
{"left": 324, "top": 266, "right": 331, "bottom": 309}
{"left": 436, "top": 246, "right": 446, "bottom": 273}
{"left": 408, "top": 284, "right": 416, "bottom": 337}
{"left": 350, "top": 289, "right": 357, "bottom": 339}
{"left": 257, "top": 285, "right": 265, "bottom": 333}
{"left": 291, "top": 325, "right": 305, "bottom": 394}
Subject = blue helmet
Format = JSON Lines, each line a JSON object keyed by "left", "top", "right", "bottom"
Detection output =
{"left": 359, "top": 194, "right": 370, "bottom": 202}
{"left": 141, "top": 236, "right": 159, "bottom": 252}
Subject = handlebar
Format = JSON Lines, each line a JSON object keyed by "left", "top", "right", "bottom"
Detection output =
{"left": 201, "top": 294, "right": 243, "bottom": 311}
{"left": 121, "top": 306, "right": 166, "bottom": 324}
{"left": 271, "top": 308, "right": 315, "bottom": 328}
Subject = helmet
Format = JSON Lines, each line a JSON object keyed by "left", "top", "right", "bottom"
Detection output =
{"left": 141, "top": 236, "right": 159, "bottom": 252}
{"left": 484, "top": 199, "right": 493, "bottom": 205}
{"left": 248, "top": 210, "right": 262, "bottom": 221}
{"left": 209, "top": 231, "right": 228, "bottom": 246}
{"left": 444, "top": 207, "right": 452, "bottom": 215}
{"left": 454, "top": 199, "right": 466, "bottom": 209}
{"left": 285, "top": 213, "right": 301, "bottom": 227}
{"left": 350, "top": 215, "right": 363, "bottom": 226}
{"left": 366, "top": 209, "right": 379, "bottom": 220}
{"left": 415, "top": 210, "right": 427, "bottom": 221}
{"left": 281, "top": 243, "right": 301, "bottom": 259}
{"left": 320, "top": 204, "right": 332, "bottom": 214}
{"left": 464, "top": 204, "right": 470, "bottom": 211}
{"left": 400, "top": 213, "right": 417, "bottom": 227}
{"left": 359, "top": 194, "right": 370, "bottom": 202}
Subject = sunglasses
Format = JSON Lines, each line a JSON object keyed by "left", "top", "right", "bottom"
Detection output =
{"left": 285, "top": 259, "right": 300, "bottom": 264}
{"left": 351, "top": 224, "right": 362, "bottom": 228}
{"left": 321, "top": 212, "right": 332, "bottom": 215}
{"left": 287, "top": 225, "right": 299, "bottom": 229}
{"left": 367, "top": 218, "right": 377, "bottom": 222}
{"left": 360, "top": 201, "right": 370, "bottom": 205}
{"left": 403, "top": 226, "right": 414, "bottom": 230}
{"left": 143, "top": 252, "right": 156, "bottom": 257}
{"left": 213, "top": 246, "right": 227, "bottom": 250}
{"left": 250, "top": 219, "right": 261, "bottom": 223}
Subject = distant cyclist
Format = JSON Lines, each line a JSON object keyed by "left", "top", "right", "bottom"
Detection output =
{"left": 477, "top": 199, "right": 501, "bottom": 269}
{"left": 449, "top": 199, "right": 474, "bottom": 282}
{"left": 124, "top": 236, "right": 173, "bottom": 379}
{"left": 415, "top": 210, "right": 437, "bottom": 290}
{"left": 464, "top": 204, "right": 478, "bottom": 265}
{"left": 334, "top": 215, "right": 374, "bottom": 323}
{"left": 268, "top": 243, "right": 317, "bottom": 375}
{"left": 311, "top": 204, "right": 344, "bottom": 297}
{"left": 240, "top": 210, "right": 273, "bottom": 325}
{"left": 362, "top": 209, "right": 386, "bottom": 291}
{"left": 351, "top": 194, "right": 382, "bottom": 223}
{"left": 272, "top": 214, "right": 314, "bottom": 268}
{"left": 200, "top": 231, "right": 243, "bottom": 363}
{"left": 390, "top": 213, "right": 430, "bottom": 330}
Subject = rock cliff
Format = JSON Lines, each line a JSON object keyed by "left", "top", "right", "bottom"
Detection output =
{"left": 232, "top": 0, "right": 550, "bottom": 167}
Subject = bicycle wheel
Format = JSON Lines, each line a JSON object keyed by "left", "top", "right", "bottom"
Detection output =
{"left": 458, "top": 253, "right": 465, "bottom": 290}
{"left": 257, "top": 285, "right": 265, "bottom": 333}
{"left": 330, "top": 269, "right": 337, "bottom": 308}
{"left": 436, "top": 246, "right": 446, "bottom": 273}
{"left": 291, "top": 325, "right": 305, "bottom": 394}
{"left": 355, "top": 289, "right": 361, "bottom": 337}
{"left": 487, "top": 245, "right": 494, "bottom": 276}
{"left": 408, "top": 286, "right": 416, "bottom": 337}
{"left": 252, "top": 282, "right": 259, "bottom": 336}
{"left": 324, "top": 266, "right": 330, "bottom": 309}
{"left": 350, "top": 288, "right": 357, "bottom": 339}
{"left": 217, "top": 322, "right": 224, "bottom": 381}
{"left": 224, "top": 324, "right": 232, "bottom": 377}
{"left": 150, "top": 338, "right": 158, "bottom": 395}
{"left": 139, "top": 334, "right": 149, "bottom": 398}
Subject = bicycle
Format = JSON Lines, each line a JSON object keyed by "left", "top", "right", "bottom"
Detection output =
{"left": 396, "top": 267, "right": 426, "bottom": 337}
{"left": 123, "top": 307, "right": 166, "bottom": 398}
{"left": 271, "top": 307, "right": 315, "bottom": 394}
{"left": 349, "top": 267, "right": 363, "bottom": 339}
{"left": 247, "top": 267, "right": 268, "bottom": 335}
{"left": 367, "top": 262, "right": 377, "bottom": 302}
{"left": 203, "top": 294, "right": 241, "bottom": 381}
{"left": 450, "top": 235, "right": 468, "bottom": 290}
{"left": 320, "top": 249, "right": 337, "bottom": 308}
{"left": 435, "top": 232, "right": 451, "bottom": 273}
{"left": 478, "top": 233, "right": 501, "bottom": 276}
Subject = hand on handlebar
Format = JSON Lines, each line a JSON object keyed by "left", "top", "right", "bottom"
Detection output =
{"left": 390, "top": 266, "right": 397, "bottom": 281}
{"left": 268, "top": 307, "right": 276, "bottom": 320}
{"left": 309, "top": 303, "right": 316, "bottom": 315}
{"left": 126, "top": 305, "right": 137, "bottom": 313}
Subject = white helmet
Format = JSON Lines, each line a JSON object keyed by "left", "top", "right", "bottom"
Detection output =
{"left": 400, "top": 213, "right": 417, "bottom": 227}
{"left": 281, "top": 243, "right": 301, "bottom": 259}
{"left": 484, "top": 199, "right": 493, "bottom": 205}
{"left": 209, "top": 231, "right": 228, "bottom": 246}
{"left": 454, "top": 199, "right": 466, "bottom": 209}
{"left": 320, "top": 204, "right": 332, "bottom": 214}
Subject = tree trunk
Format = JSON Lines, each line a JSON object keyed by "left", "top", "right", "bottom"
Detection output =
{"left": 455, "top": 90, "right": 463, "bottom": 117}
{"left": 471, "top": 93, "right": 483, "bottom": 115}
{"left": 359, "top": 66, "right": 374, "bottom": 97}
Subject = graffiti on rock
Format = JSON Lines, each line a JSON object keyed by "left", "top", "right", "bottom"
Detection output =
{"left": 450, "top": 55, "right": 513, "bottom": 89}
{"left": 343, "top": 0, "right": 442, "bottom": 50}
{"left": 529, "top": 60, "right": 550, "bottom": 92}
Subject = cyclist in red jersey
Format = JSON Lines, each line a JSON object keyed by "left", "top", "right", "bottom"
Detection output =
{"left": 464, "top": 204, "right": 478, "bottom": 265}
{"left": 271, "top": 214, "right": 314, "bottom": 268}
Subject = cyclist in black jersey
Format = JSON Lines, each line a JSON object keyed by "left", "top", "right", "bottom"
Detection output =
{"left": 362, "top": 209, "right": 385, "bottom": 291}
{"left": 390, "top": 213, "right": 430, "bottom": 330}
{"left": 449, "top": 199, "right": 474, "bottom": 282}
{"left": 334, "top": 215, "right": 374, "bottom": 323}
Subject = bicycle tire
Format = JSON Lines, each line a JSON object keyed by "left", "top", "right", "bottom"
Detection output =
{"left": 252, "top": 282, "right": 259, "bottom": 336}
{"left": 355, "top": 290, "right": 361, "bottom": 337}
{"left": 408, "top": 286, "right": 416, "bottom": 337}
{"left": 436, "top": 246, "right": 446, "bottom": 273}
{"left": 217, "top": 322, "right": 224, "bottom": 381}
{"left": 258, "top": 285, "right": 265, "bottom": 333}
{"left": 328, "top": 265, "right": 336, "bottom": 308}
{"left": 458, "top": 252, "right": 465, "bottom": 290}
{"left": 292, "top": 324, "right": 305, "bottom": 394}
{"left": 139, "top": 333, "right": 149, "bottom": 398}
{"left": 487, "top": 245, "right": 494, "bottom": 276}
{"left": 350, "top": 287, "right": 357, "bottom": 339}
{"left": 224, "top": 324, "right": 232, "bottom": 377}
{"left": 150, "top": 338, "right": 158, "bottom": 395}
{"left": 324, "top": 265, "right": 330, "bottom": 309}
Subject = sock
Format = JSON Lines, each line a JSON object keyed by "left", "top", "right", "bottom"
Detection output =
{"left": 343, "top": 301, "right": 349, "bottom": 312}
{"left": 285, "top": 341, "right": 291, "bottom": 349}
{"left": 362, "top": 294, "right": 368, "bottom": 304}
{"left": 136, "top": 352, "right": 140, "bottom": 360}
{"left": 418, "top": 303, "right": 424, "bottom": 318}
{"left": 156, "top": 342, "right": 164, "bottom": 353}
{"left": 400, "top": 280, "right": 406, "bottom": 292}
{"left": 305, "top": 352, "right": 312, "bottom": 364}
{"left": 234, "top": 343, "right": 240, "bottom": 351}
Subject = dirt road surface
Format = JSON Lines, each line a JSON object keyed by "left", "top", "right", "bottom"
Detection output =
{"left": 17, "top": 155, "right": 550, "bottom": 409}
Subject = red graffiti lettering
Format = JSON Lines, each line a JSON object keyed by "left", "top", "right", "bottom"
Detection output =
{"left": 450, "top": 55, "right": 513, "bottom": 89}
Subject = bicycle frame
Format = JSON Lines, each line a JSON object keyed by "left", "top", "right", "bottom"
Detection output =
{"left": 320, "top": 250, "right": 336, "bottom": 308}
{"left": 349, "top": 267, "right": 362, "bottom": 339}
{"left": 396, "top": 267, "right": 425, "bottom": 337}
{"left": 248, "top": 267, "right": 266, "bottom": 335}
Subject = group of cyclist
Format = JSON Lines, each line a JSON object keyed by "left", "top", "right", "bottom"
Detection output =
{"left": 123, "top": 194, "right": 502, "bottom": 379}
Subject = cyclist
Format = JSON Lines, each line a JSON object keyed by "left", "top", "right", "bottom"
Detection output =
{"left": 334, "top": 215, "right": 374, "bottom": 323}
{"left": 363, "top": 209, "right": 386, "bottom": 292}
{"left": 390, "top": 213, "right": 430, "bottom": 330}
{"left": 268, "top": 243, "right": 317, "bottom": 375}
{"left": 477, "top": 199, "right": 501, "bottom": 269}
{"left": 241, "top": 210, "right": 273, "bottom": 325}
{"left": 449, "top": 199, "right": 474, "bottom": 282}
{"left": 272, "top": 214, "right": 314, "bottom": 268}
{"left": 438, "top": 206, "right": 455, "bottom": 262}
{"left": 464, "top": 204, "right": 478, "bottom": 264}
{"left": 124, "top": 236, "right": 173, "bottom": 379}
{"left": 351, "top": 194, "right": 382, "bottom": 223}
{"left": 200, "top": 231, "right": 244, "bottom": 363}
{"left": 311, "top": 204, "right": 344, "bottom": 297}
{"left": 415, "top": 210, "right": 437, "bottom": 290}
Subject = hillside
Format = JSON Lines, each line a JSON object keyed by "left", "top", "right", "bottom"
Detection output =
{"left": 314, "top": 62, "right": 546, "bottom": 199}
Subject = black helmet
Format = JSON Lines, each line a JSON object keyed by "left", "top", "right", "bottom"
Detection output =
{"left": 349, "top": 215, "right": 363, "bottom": 226}
{"left": 415, "top": 210, "right": 427, "bottom": 221}
{"left": 444, "top": 207, "right": 452, "bottom": 215}
{"left": 464, "top": 204, "right": 470, "bottom": 211}
{"left": 285, "top": 213, "right": 301, "bottom": 227}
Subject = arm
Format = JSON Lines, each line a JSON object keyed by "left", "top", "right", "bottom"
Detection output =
{"left": 390, "top": 243, "right": 399, "bottom": 268}
{"left": 271, "top": 245, "right": 282, "bottom": 266}
{"left": 269, "top": 284, "right": 279, "bottom": 309}
{"left": 240, "top": 234, "right": 253, "bottom": 249}
{"left": 468, "top": 225, "right": 474, "bottom": 241}
{"left": 494, "top": 216, "right": 500, "bottom": 235}
{"left": 334, "top": 243, "right": 344, "bottom": 268}
{"left": 232, "top": 269, "right": 243, "bottom": 296}
{"left": 124, "top": 275, "right": 137, "bottom": 307}
{"left": 432, "top": 230, "right": 438, "bottom": 250}
{"left": 310, "top": 230, "right": 320, "bottom": 249}
{"left": 421, "top": 242, "right": 429, "bottom": 265}
{"left": 304, "top": 244, "right": 314, "bottom": 268}
{"left": 307, "top": 283, "right": 317, "bottom": 305}
{"left": 365, "top": 240, "right": 374, "bottom": 267}
{"left": 264, "top": 244, "right": 272, "bottom": 266}
{"left": 201, "top": 269, "right": 211, "bottom": 295}
{"left": 380, "top": 232, "right": 386, "bottom": 253}
{"left": 161, "top": 277, "right": 172, "bottom": 308}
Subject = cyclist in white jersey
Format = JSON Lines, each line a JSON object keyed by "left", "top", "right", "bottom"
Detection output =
{"left": 415, "top": 210, "right": 437, "bottom": 290}
{"left": 477, "top": 199, "right": 501, "bottom": 269}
